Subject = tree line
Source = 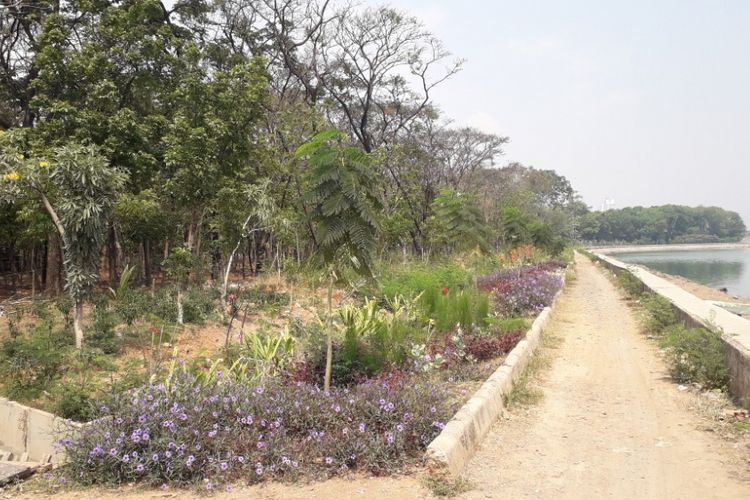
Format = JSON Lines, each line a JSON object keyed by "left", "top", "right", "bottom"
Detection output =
{"left": 0, "top": 0, "right": 584, "bottom": 344}
{"left": 578, "top": 205, "right": 746, "bottom": 244}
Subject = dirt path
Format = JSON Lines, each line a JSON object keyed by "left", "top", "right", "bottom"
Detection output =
{"left": 459, "top": 254, "right": 750, "bottom": 499}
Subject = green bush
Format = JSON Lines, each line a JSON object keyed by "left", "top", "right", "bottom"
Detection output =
{"left": 617, "top": 271, "right": 644, "bottom": 298}
{"left": 54, "top": 382, "right": 94, "bottom": 422}
{"left": 377, "top": 262, "right": 470, "bottom": 299}
{"left": 660, "top": 325, "right": 729, "bottom": 389}
{"left": 86, "top": 305, "right": 122, "bottom": 354}
{"left": 182, "top": 287, "right": 219, "bottom": 324}
{"left": 420, "top": 288, "right": 490, "bottom": 332}
{"left": 0, "top": 321, "right": 72, "bottom": 399}
{"left": 114, "top": 288, "right": 152, "bottom": 326}
{"left": 640, "top": 293, "right": 678, "bottom": 335}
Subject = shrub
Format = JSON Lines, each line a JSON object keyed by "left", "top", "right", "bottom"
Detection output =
{"left": 87, "top": 305, "right": 122, "bottom": 354}
{"left": 660, "top": 326, "right": 729, "bottom": 389}
{"left": 181, "top": 287, "right": 219, "bottom": 324}
{"left": 463, "top": 330, "right": 523, "bottom": 361}
{"left": 617, "top": 271, "right": 644, "bottom": 298}
{"left": 60, "top": 371, "right": 456, "bottom": 488}
{"left": 478, "top": 264, "right": 563, "bottom": 317}
{"left": 640, "top": 293, "right": 678, "bottom": 335}
{"left": 419, "top": 288, "right": 490, "bottom": 332}
{"left": 54, "top": 382, "right": 95, "bottom": 422}
{"left": 114, "top": 289, "right": 153, "bottom": 326}
{"left": 0, "top": 320, "right": 72, "bottom": 399}
{"left": 377, "top": 262, "right": 470, "bottom": 299}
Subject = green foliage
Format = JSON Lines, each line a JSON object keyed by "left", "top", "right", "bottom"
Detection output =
{"left": 616, "top": 270, "right": 645, "bottom": 298}
{"left": 377, "top": 261, "right": 471, "bottom": 299}
{"left": 579, "top": 205, "right": 746, "bottom": 244}
{"left": 419, "top": 288, "right": 490, "bottom": 332}
{"left": 640, "top": 293, "right": 679, "bottom": 335}
{"left": 54, "top": 382, "right": 95, "bottom": 422}
{"left": 0, "top": 320, "right": 72, "bottom": 399}
{"left": 181, "top": 287, "right": 219, "bottom": 324}
{"left": 660, "top": 325, "right": 729, "bottom": 389}
{"left": 297, "top": 130, "right": 381, "bottom": 278}
{"left": 86, "top": 304, "right": 122, "bottom": 354}
{"left": 426, "top": 188, "right": 489, "bottom": 253}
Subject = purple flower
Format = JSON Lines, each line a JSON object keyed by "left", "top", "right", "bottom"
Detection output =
{"left": 122, "top": 454, "right": 130, "bottom": 463}
{"left": 186, "top": 455, "right": 195, "bottom": 467}
{"left": 358, "top": 423, "right": 366, "bottom": 433}
{"left": 152, "top": 453, "right": 159, "bottom": 461}
{"left": 325, "top": 457, "right": 333, "bottom": 465}
{"left": 255, "top": 387, "right": 264, "bottom": 395}
{"left": 220, "top": 462, "right": 229, "bottom": 471}
{"left": 109, "top": 448, "right": 118, "bottom": 456}
{"left": 396, "top": 424, "right": 404, "bottom": 433}
{"left": 226, "top": 485, "right": 233, "bottom": 492}
{"left": 136, "top": 463, "right": 144, "bottom": 473}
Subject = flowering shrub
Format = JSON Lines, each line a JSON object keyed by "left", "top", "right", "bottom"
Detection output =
{"left": 478, "top": 263, "right": 564, "bottom": 317}
{"left": 60, "top": 371, "right": 455, "bottom": 488}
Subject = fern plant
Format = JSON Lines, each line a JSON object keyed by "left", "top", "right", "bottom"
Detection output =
{"left": 295, "top": 130, "right": 381, "bottom": 390}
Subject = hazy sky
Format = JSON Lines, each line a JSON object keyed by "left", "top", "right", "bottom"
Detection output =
{"left": 367, "top": 0, "right": 750, "bottom": 223}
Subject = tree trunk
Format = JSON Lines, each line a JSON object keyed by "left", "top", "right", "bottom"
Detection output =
{"left": 46, "top": 233, "right": 62, "bottom": 295}
{"left": 176, "top": 288, "right": 184, "bottom": 325}
{"left": 108, "top": 224, "right": 119, "bottom": 286}
{"left": 73, "top": 299, "right": 84, "bottom": 349}
{"left": 324, "top": 275, "right": 334, "bottom": 392}
{"left": 143, "top": 240, "right": 152, "bottom": 287}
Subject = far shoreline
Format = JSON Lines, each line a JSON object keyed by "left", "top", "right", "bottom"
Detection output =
{"left": 590, "top": 242, "right": 750, "bottom": 254}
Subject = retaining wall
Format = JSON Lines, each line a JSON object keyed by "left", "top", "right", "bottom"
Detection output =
{"left": 592, "top": 252, "right": 750, "bottom": 407}
{"left": 0, "top": 397, "right": 79, "bottom": 464}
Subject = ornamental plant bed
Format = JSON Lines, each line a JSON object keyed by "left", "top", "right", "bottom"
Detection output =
{"left": 13, "top": 257, "right": 566, "bottom": 493}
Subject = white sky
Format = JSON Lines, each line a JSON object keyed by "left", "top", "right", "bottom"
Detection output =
{"left": 369, "top": 0, "right": 750, "bottom": 223}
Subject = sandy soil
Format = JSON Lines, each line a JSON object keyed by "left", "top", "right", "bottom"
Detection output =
{"left": 458, "top": 254, "right": 750, "bottom": 499}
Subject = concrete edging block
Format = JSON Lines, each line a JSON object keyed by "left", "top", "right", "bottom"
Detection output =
{"left": 425, "top": 272, "right": 568, "bottom": 478}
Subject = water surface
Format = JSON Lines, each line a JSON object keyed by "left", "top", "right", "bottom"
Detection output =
{"left": 612, "top": 248, "right": 750, "bottom": 298}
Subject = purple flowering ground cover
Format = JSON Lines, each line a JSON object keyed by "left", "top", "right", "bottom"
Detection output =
{"left": 477, "top": 263, "right": 565, "bottom": 317}
{"left": 60, "top": 371, "right": 455, "bottom": 490}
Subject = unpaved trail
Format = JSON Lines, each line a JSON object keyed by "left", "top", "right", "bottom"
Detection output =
{"left": 459, "top": 254, "right": 750, "bottom": 499}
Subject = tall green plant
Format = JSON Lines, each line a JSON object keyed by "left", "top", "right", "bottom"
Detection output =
{"left": 295, "top": 130, "right": 381, "bottom": 391}
{"left": 1, "top": 139, "right": 126, "bottom": 348}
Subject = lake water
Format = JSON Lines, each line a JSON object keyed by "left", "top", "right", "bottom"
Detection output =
{"left": 611, "top": 248, "right": 750, "bottom": 299}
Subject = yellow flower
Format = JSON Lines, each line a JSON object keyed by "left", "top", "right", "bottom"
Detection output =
{"left": 2, "top": 171, "right": 20, "bottom": 182}
{"left": 16, "top": 154, "right": 24, "bottom": 161}
{"left": 39, "top": 161, "right": 50, "bottom": 168}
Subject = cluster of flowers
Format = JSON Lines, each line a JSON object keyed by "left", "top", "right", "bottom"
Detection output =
{"left": 60, "top": 370, "right": 455, "bottom": 489}
{"left": 478, "top": 262, "right": 565, "bottom": 317}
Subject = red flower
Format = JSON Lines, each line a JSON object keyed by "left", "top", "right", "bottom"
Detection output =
{"left": 228, "top": 294, "right": 237, "bottom": 303}
{"left": 440, "top": 287, "right": 448, "bottom": 296}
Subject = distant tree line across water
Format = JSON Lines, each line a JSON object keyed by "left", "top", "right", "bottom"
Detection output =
{"left": 578, "top": 205, "right": 747, "bottom": 244}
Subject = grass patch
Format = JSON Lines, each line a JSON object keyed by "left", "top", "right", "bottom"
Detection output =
{"left": 504, "top": 331, "right": 559, "bottom": 408}
{"left": 423, "top": 476, "right": 474, "bottom": 498}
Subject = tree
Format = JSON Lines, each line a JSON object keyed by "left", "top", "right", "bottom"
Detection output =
{"left": 295, "top": 129, "right": 381, "bottom": 391}
{"left": 426, "top": 188, "right": 489, "bottom": 254}
{"left": 1, "top": 136, "right": 126, "bottom": 347}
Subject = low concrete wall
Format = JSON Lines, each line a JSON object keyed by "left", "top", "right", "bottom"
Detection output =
{"left": 592, "top": 252, "right": 750, "bottom": 407}
{"left": 0, "top": 397, "right": 78, "bottom": 464}
{"left": 426, "top": 278, "right": 566, "bottom": 478}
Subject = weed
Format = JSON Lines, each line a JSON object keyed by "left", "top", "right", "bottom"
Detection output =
{"left": 660, "top": 325, "right": 729, "bottom": 389}
{"left": 424, "top": 476, "right": 473, "bottom": 497}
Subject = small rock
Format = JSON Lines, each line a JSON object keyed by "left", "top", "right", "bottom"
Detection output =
{"left": 677, "top": 384, "right": 688, "bottom": 391}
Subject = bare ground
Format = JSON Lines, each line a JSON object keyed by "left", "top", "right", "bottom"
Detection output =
{"left": 458, "top": 254, "right": 750, "bottom": 499}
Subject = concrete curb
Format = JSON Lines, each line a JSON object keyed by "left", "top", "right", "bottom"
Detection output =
{"left": 425, "top": 271, "right": 568, "bottom": 478}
